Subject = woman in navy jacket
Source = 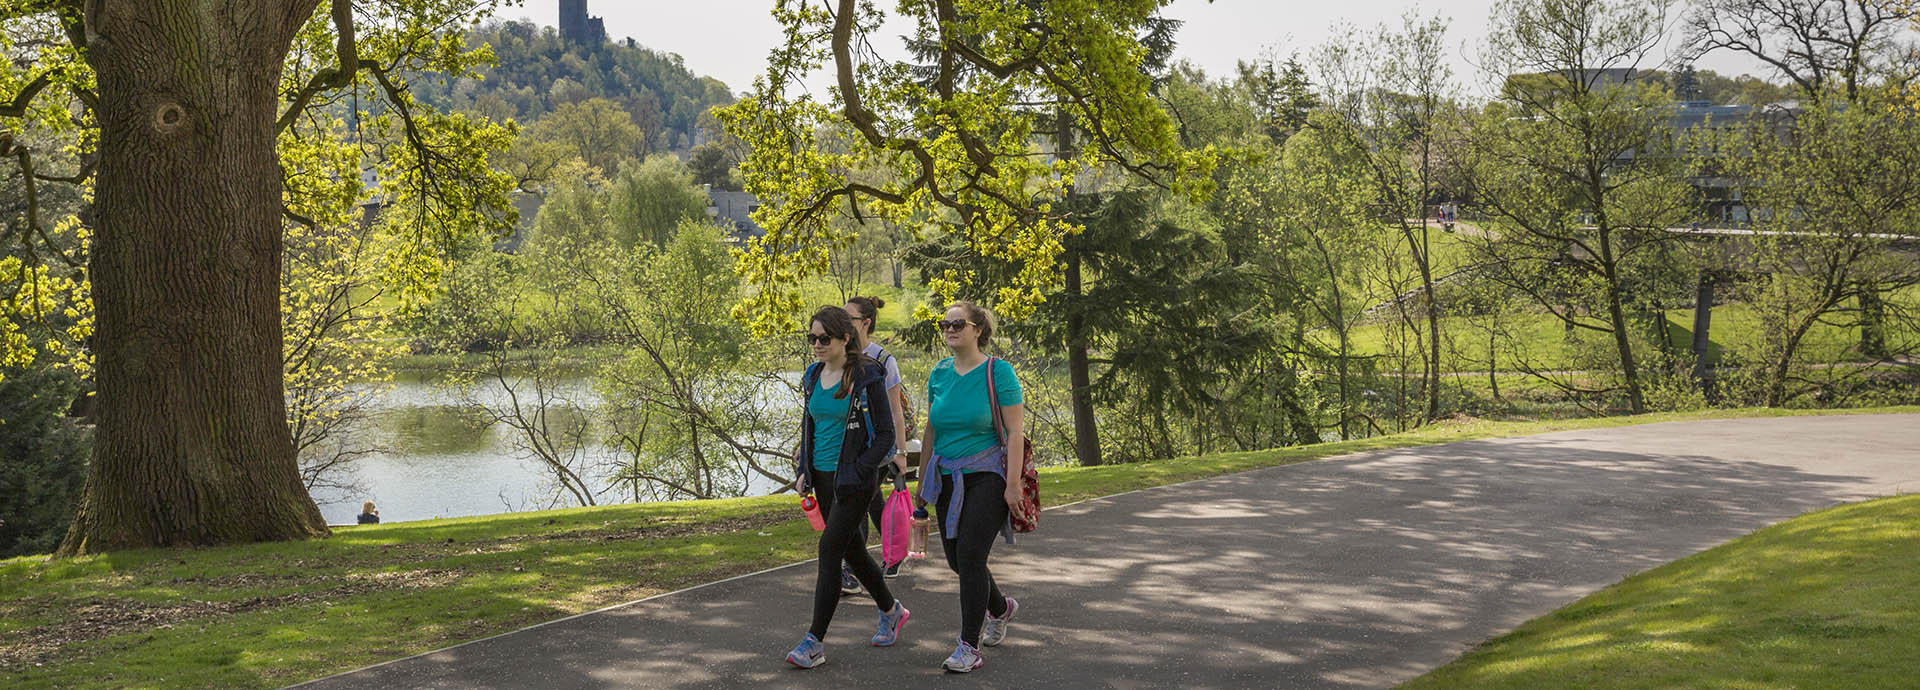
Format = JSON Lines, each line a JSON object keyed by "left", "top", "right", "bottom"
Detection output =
{"left": 785, "top": 306, "right": 908, "bottom": 668}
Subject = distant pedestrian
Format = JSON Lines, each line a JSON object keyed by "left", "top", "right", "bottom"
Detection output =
{"left": 916, "top": 301, "right": 1024, "bottom": 673}
{"left": 785, "top": 306, "right": 909, "bottom": 669}
{"left": 846, "top": 295, "right": 914, "bottom": 579}
{"left": 356, "top": 501, "right": 380, "bottom": 525}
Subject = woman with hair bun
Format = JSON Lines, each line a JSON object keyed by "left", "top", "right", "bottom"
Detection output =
{"left": 845, "top": 295, "right": 913, "bottom": 578}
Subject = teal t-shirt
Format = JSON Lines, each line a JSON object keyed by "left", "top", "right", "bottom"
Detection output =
{"left": 808, "top": 376, "right": 850, "bottom": 472}
{"left": 927, "top": 356, "right": 1022, "bottom": 462}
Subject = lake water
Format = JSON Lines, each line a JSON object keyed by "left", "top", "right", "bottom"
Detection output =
{"left": 311, "top": 375, "right": 795, "bottom": 525}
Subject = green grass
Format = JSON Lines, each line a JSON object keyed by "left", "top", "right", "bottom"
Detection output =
{"left": 3, "top": 406, "right": 1915, "bottom": 689}
{"left": 1399, "top": 492, "right": 1920, "bottom": 690}
{"left": 1346, "top": 304, "right": 1873, "bottom": 371}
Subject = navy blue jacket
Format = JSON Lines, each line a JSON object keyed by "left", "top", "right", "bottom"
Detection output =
{"left": 798, "top": 358, "right": 896, "bottom": 497}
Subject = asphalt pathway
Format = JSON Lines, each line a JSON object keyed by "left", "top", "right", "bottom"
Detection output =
{"left": 292, "top": 414, "right": 1920, "bottom": 689}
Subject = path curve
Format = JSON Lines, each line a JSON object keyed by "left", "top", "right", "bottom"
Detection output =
{"left": 291, "top": 414, "right": 1920, "bottom": 689}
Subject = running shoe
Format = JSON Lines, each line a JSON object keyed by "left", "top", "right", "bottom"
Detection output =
{"left": 980, "top": 596, "right": 1019, "bottom": 647}
{"left": 883, "top": 559, "right": 904, "bottom": 578}
{"left": 785, "top": 633, "right": 825, "bottom": 669}
{"left": 871, "top": 601, "right": 911, "bottom": 646}
{"left": 840, "top": 566, "right": 862, "bottom": 596}
{"left": 941, "top": 639, "right": 984, "bottom": 673}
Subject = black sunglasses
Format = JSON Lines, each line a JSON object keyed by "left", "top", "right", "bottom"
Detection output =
{"left": 937, "top": 319, "right": 974, "bottom": 331}
{"left": 806, "top": 334, "right": 837, "bottom": 345}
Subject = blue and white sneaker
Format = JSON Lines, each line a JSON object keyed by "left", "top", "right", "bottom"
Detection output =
{"left": 941, "top": 639, "right": 984, "bottom": 673}
{"left": 980, "top": 596, "right": 1018, "bottom": 647}
{"left": 872, "top": 601, "right": 910, "bottom": 646}
{"left": 840, "top": 566, "right": 862, "bottom": 596}
{"left": 785, "top": 633, "right": 825, "bottom": 669}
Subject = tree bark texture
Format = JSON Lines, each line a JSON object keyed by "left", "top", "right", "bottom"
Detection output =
{"left": 1065, "top": 251, "right": 1102, "bottom": 466}
{"left": 60, "top": 0, "right": 329, "bottom": 555}
{"left": 1054, "top": 108, "right": 1101, "bottom": 467}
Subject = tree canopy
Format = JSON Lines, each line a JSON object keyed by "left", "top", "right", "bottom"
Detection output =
{"left": 717, "top": 0, "right": 1219, "bottom": 334}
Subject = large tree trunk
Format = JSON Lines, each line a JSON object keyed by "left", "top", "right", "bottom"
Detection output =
{"left": 1054, "top": 108, "right": 1101, "bottom": 467}
{"left": 59, "top": 1, "right": 328, "bottom": 555}
{"left": 1065, "top": 252, "right": 1102, "bottom": 466}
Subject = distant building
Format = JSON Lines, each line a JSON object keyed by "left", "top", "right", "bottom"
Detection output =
{"left": 1669, "top": 99, "right": 1801, "bottom": 226}
{"left": 559, "top": 0, "right": 605, "bottom": 47}
{"left": 705, "top": 188, "right": 765, "bottom": 245}
{"left": 1501, "top": 67, "right": 1800, "bottom": 227}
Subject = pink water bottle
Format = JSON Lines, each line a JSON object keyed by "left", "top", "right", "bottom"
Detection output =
{"left": 908, "top": 507, "right": 930, "bottom": 558}
{"left": 801, "top": 494, "right": 826, "bottom": 531}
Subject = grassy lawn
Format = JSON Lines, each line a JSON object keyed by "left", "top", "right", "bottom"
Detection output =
{"left": 1399, "top": 492, "right": 1920, "bottom": 690}
{"left": 1346, "top": 304, "right": 1871, "bottom": 372}
{"left": 3, "top": 406, "right": 1915, "bottom": 689}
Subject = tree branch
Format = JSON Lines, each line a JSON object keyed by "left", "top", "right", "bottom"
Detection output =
{"left": 0, "top": 72, "right": 53, "bottom": 118}
{"left": 276, "top": 0, "right": 359, "bottom": 133}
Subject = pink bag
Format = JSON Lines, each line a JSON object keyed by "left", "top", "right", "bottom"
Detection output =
{"left": 881, "top": 477, "right": 913, "bottom": 567}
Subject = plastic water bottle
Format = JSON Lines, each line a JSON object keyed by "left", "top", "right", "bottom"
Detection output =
{"left": 801, "top": 494, "right": 826, "bottom": 531}
{"left": 908, "top": 507, "right": 930, "bottom": 559}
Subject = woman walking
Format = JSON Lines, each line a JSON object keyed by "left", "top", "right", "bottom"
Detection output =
{"left": 845, "top": 296, "right": 913, "bottom": 579}
{"left": 917, "top": 301, "right": 1024, "bottom": 673}
{"left": 786, "top": 306, "right": 909, "bottom": 669}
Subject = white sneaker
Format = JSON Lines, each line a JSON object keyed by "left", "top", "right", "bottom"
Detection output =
{"left": 942, "top": 639, "right": 984, "bottom": 673}
{"left": 980, "top": 596, "right": 1019, "bottom": 647}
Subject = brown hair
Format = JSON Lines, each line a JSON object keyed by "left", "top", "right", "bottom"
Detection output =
{"left": 846, "top": 296, "right": 884, "bottom": 335}
{"left": 810, "top": 305, "right": 864, "bottom": 399}
{"left": 947, "top": 300, "right": 995, "bottom": 348}
{"left": 361, "top": 501, "right": 376, "bottom": 514}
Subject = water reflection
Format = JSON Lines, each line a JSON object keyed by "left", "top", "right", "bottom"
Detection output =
{"left": 312, "top": 376, "right": 794, "bottom": 525}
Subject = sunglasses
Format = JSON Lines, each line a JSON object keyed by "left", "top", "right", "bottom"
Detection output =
{"left": 806, "top": 334, "right": 837, "bottom": 345}
{"left": 937, "top": 319, "right": 974, "bottom": 332}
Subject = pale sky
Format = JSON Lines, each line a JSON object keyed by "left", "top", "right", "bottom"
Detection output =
{"left": 503, "top": 0, "right": 1769, "bottom": 98}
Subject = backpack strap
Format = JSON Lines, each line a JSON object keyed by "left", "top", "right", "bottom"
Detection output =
{"left": 802, "top": 362, "right": 821, "bottom": 405}
{"left": 985, "top": 356, "right": 1006, "bottom": 446}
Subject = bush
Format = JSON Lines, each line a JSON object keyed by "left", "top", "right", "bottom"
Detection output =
{"left": 0, "top": 366, "right": 91, "bottom": 557}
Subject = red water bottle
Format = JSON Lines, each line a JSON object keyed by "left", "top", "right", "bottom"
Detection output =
{"left": 801, "top": 494, "right": 826, "bottom": 531}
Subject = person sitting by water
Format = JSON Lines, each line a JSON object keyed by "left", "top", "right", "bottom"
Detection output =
{"left": 357, "top": 501, "right": 381, "bottom": 524}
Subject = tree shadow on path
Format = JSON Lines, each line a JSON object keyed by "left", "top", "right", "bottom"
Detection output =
{"left": 292, "top": 416, "right": 1920, "bottom": 690}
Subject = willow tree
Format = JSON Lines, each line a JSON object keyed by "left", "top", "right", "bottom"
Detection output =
{"left": 717, "top": 0, "right": 1216, "bottom": 334}
{"left": 1, "top": 0, "right": 515, "bottom": 554}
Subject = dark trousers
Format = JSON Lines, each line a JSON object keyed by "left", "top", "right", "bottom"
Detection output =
{"left": 809, "top": 470, "right": 894, "bottom": 640}
{"left": 934, "top": 471, "right": 1011, "bottom": 646}
{"left": 861, "top": 460, "right": 899, "bottom": 542}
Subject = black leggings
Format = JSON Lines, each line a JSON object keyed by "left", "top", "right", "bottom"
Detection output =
{"left": 934, "top": 471, "right": 1011, "bottom": 646}
{"left": 809, "top": 470, "right": 895, "bottom": 640}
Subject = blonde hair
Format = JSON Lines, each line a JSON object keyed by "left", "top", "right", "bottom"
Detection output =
{"left": 361, "top": 501, "right": 377, "bottom": 514}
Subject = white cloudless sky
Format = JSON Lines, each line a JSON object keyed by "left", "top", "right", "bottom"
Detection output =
{"left": 502, "top": 0, "right": 1769, "bottom": 98}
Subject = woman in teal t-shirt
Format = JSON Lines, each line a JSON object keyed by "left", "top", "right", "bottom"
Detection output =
{"left": 784, "top": 306, "right": 908, "bottom": 669}
{"left": 914, "top": 300, "right": 1024, "bottom": 673}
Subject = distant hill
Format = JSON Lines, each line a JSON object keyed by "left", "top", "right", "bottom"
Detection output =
{"left": 412, "top": 20, "right": 736, "bottom": 155}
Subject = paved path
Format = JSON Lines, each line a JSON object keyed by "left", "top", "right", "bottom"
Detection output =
{"left": 292, "top": 414, "right": 1920, "bottom": 690}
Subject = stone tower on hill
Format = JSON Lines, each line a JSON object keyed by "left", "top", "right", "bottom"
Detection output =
{"left": 559, "top": 0, "right": 606, "bottom": 46}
